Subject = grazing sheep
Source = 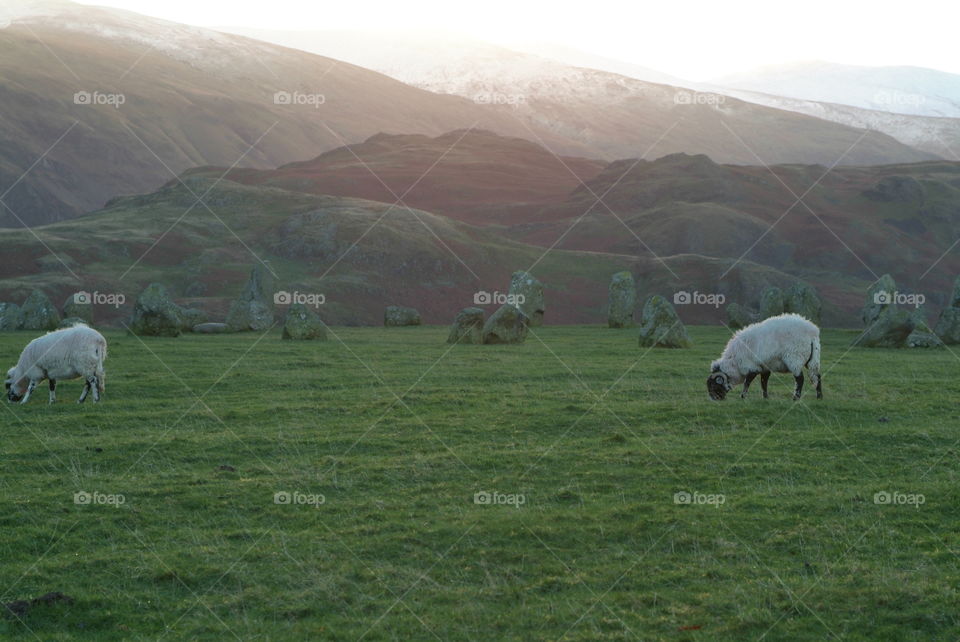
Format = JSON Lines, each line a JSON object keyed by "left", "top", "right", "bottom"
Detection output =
{"left": 5, "top": 324, "right": 107, "bottom": 404}
{"left": 707, "top": 313, "right": 821, "bottom": 401}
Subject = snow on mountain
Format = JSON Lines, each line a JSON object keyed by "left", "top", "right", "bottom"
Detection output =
{"left": 713, "top": 61, "right": 960, "bottom": 118}
{"left": 704, "top": 87, "right": 960, "bottom": 160}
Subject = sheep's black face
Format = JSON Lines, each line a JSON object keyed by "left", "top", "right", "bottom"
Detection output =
{"left": 707, "top": 373, "right": 731, "bottom": 401}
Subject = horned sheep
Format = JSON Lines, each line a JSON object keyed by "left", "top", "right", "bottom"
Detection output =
{"left": 5, "top": 323, "right": 107, "bottom": 404}
{"left": 707, "top": 313, "right": 822, "bottom": 401}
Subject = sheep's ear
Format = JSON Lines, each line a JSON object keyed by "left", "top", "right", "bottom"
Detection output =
{"left": 13, "top": 376, "right": 29, "bottom": 395}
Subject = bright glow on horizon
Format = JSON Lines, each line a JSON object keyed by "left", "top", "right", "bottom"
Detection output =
{"left": 74, "top": 0, "right": 960, "bottom": 79}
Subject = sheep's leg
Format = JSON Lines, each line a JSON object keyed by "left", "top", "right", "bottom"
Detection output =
{"left": 741, "top": 372, "right": 758, "bottom": 399}
{"left": 48, "top": 379, "right": 56, "bottom": 404}
{"left": 760, "top": 372, "right": 770, "bottom": 399}
{"left": 815, "top": 374, "right": 822, "bottom": 400}
{"left": 793, "top": 373, "right": 804, "bottom": 400}
{"left": 78, "top": 380, "right": 90, "bottom": 404}
{"left": 89, "top": 376, "right": 101, "bottom": 403}
{"left": 20, "top": 380, "right": 36, "bottom": 404}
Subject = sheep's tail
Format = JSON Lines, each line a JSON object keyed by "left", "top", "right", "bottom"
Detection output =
{"left": 806, "top": 337, "right": 821, "bottom": 374}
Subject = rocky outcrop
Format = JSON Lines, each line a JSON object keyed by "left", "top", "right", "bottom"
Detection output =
{"left": 638, "top": 295, "right": 692, "bottom": 348}
{"left": 225, "top": 265, "right": 276, "bottom": 332}
{"left": 384, "top": 306, "right": 421, "bottom": 327}
{"left": 282, "top": 303, "right": 327, "bottom": 340}
{"left": 607, "top": 271, "right": 636, "bottom": 328}
{"left": 129, "top": 283, "right": 183, "bottom": 337}
{"left": 447, "top": 307, "right": 485, "bottom": 344}
{"left": 19, "top": 290, "right": 60, "bottom": 331}
{"left": 509, "top": 271, "right": 544, "bottom": 327}
{"left": 482, "top": 305, "right": 529, "bottom": 344}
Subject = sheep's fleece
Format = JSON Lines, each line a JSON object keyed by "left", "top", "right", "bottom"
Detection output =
{"left": 708, "top": 313, "right": 821, "bottom": 400}
{"left": 6, "top": 324, "right": 107, "bottom": 404}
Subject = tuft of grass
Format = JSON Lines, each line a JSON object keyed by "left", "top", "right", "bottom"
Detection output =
{"left": 0, "top": 325, "right": 958, "bottom": 640}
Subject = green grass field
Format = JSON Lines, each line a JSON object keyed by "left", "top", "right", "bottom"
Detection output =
{"left": 2, "top": 325, "right": 959, "bottom": 640}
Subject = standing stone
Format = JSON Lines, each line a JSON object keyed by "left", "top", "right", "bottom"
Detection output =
{"left": 282, "top": 303, "right": 327, "bottom": 340}
{"left": 19, "top": 290, "right": 60, "bottom": 331}
{"left": 447, "top": 307, "right": 485, "bottom": 344}
{"left": 862, "top": 274, "right": 897, "bottom": 326}
{"left": 509, "top": 271, "right": 544, "bottom": 327}
{"left": 759, "top": 286, "right": 784, "bottom": 320}
{"left": 384, "top": 306, "right": 421, "bottom": 327}
{"left": 63, "top": 293, "right": 94, "bottom": 325}
{"left": 906, "top": 307, "right": 942, "bottom": 348}
{"left": 225, "top": 265, "right": 276, "bottom": 332}
{"left": 853, "top": 306, "right": 914, "bottom": 348}
{"left": 935, "top": 308, "right": 960, "bottom": 344}
{"left": 607, "top": 271, "right": 636, "bottom": 328}
{"left": 0, "top": 303, "right": 21, "bottom": 331}
{"left": 784, "top": 282, "right": 822, "bottom": 325}
{"left": 482, "top": 305, "right": 529, "bottom": 344}
{"left": 638, "top": 295, "right": 692, "bottom": 348}
{"left": 947, "top": 274, "right": 960, "bottom": 309}
{"left": 935, "top": 275, "right": 960, "bottom": 344}
{"left": 726, "top": 303, "right": 759, "bottom": 330}
{"left": 129, "top": 283, "right": 183, "bottom": 337}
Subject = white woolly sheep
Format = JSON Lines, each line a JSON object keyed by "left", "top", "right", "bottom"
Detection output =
{"left": 5, "top": 323, "right": 107, "bottom": 404}
{"left": 707, "top": 313, "right": 821, "bottom": 401}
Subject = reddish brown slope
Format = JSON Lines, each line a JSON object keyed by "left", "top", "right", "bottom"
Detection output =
{"left": 199, "top": 130, "right": 606, "bottom": 225}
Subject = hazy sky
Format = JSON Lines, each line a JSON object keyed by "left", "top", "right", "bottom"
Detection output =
{"left": 75, "top": 0, "right": 960, "bottom": 79}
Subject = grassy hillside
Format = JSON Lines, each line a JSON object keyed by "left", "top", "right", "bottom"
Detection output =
{"left": 0, "top": 5, "right": 589, "bottom": 227}
{"left": 0, "top": 176, "right": 807, "bottom": 326}
{"left": 2, "top": 326, "right": 958, "bottom": 639}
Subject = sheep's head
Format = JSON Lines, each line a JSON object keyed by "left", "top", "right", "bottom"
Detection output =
{"left": 707, "top": 364, "right": 732, "bottom": 401}
{"left": 5, "top": 368, "right": 27, "bottom": 403}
